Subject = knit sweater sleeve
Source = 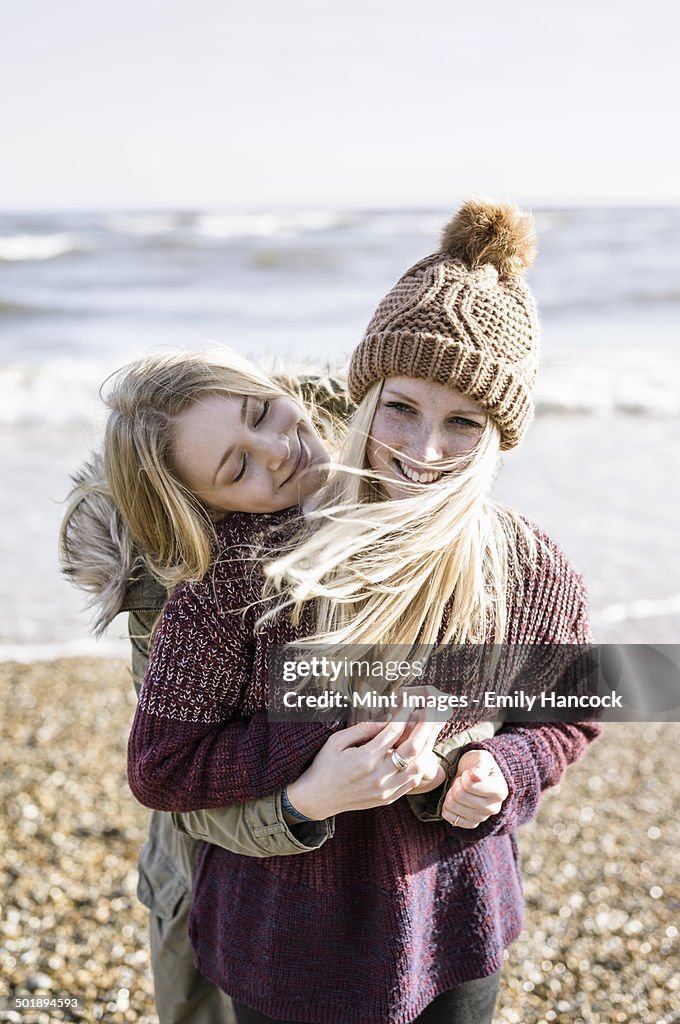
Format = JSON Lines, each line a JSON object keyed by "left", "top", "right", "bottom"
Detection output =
{"left": 127, "top": 520, "right": 336, "bottom": 813}
{"left": 454, "top": 523, "right": 602, "bottom": 841}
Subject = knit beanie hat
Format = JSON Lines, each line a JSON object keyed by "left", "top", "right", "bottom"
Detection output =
{"left": 348, "top": 199, "right": 540, "bottom": 450}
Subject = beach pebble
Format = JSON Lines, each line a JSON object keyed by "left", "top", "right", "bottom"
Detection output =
{"left": 1, "top": 657, "right": 678, "bottom": 1023}
{"left": 25, "top": 973, "right": 54, "bottom": 991}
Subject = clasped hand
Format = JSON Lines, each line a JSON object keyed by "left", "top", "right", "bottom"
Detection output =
{"left": 441, "top": 749, "right": 509, "bottom": 829}
{"left": 285, "top": 709, "right": 445, "bottom": 821}
{"left": 285, "top": 688, "right": 509, "bottom": 827}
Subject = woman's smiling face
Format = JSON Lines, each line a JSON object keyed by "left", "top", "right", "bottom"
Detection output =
{"left": 366, "top": 377, "right": 487, "bottom": 499}
{"left": 171, "top": 391, "right": 329, "bottom": 514}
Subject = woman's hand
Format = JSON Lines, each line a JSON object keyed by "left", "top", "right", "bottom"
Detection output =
{"left": 285, "top": 712, "right": 445, "bottom": 821}
{"left": 441, "top": 749, "right": 509, "bottom": 829}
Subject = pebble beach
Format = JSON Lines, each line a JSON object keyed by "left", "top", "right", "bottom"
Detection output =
{"left": 1, "top": 657, "right": 678, "bottom": 1024}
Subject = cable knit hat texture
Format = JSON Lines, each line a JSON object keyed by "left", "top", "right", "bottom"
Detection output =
{"left": 348, "top": 200, "right": 540, "bottom": 450}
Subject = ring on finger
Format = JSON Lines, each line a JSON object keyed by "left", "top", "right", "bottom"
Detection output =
{"left": 452, "top": 813, "right": 462, "bottom": 827}
{"left": 389, "top": 749, "right": 410, "bottom": 772}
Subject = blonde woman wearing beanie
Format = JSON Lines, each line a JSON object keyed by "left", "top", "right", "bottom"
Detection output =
{"left": 128, "top": 201, "right": 601, "bottom": 1024}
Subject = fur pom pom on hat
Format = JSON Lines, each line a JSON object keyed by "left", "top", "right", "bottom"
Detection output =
{"left": 440, "top": 199, "right": 536, "bottom": 280}
{"left": 348, "top": 199, "right": 540, "bottom": 450}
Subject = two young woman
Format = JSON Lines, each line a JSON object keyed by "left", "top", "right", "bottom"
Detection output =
{"left": 117, "top": 200, "right": 599, "bottom": 1023}
{"left": 63, "top": 356, "right": 497, "bottom": 1023}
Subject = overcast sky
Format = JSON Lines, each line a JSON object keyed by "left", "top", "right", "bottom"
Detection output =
{"left": 2, "top": 0, "right": 678, "bottom": 209}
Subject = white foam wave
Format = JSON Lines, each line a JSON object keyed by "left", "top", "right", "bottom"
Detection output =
{"left": 359, "top": 212, "right": 446, "bottom": 236}
{"left": 5, "top": 598, "right": 677, "bottom": 661}
{"left": 193, "top": 210, "right": 350, "bottom": 239}
{"left": 0, "top": 361, "right": 110, "bottom": 427}
{"left": 0, "top": 636, "right": 129, "bottom": 663}
{"left": 104, "top": 213, "right": 186, "bottom": 236}
{"left": 0, "top": 233, "right": 80, "bottom": 261}
{"left": 1, "top": 349, "right": 680, "bottom": 429}
{"left": 592, "top": 595, "right": 680, "bottom": 624}
{"left": 537, "top": 351, "right": 680, "bottom": 416}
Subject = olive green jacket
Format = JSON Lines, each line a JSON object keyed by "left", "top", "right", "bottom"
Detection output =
{"left": 128, "top": 600, "right": 338, "bottom": 856}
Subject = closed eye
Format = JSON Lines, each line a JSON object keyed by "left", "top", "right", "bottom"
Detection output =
{"left": 232, "top": 455, "right": 247, "bottom": 483}
{"left": 229, "top": 400, "right": 269, "bottom": 484}
{"left": 255, "top": 399, "right": 270, "bottom": 427}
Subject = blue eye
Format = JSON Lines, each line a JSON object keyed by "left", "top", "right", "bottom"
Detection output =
{"left": 451, "top": 417, "right": 483, "bottom": 430}
{"left": 384, "top": 401, "right": 414, "bottom": 414}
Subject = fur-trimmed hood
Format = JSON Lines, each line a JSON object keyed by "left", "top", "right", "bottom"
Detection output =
{"left": 60, "top": 453, "right": 167, "bottom": 636}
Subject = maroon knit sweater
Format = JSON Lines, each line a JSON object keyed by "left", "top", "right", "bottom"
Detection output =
{"left": 128, "top": 510, "right": 600, "bottom": 1024}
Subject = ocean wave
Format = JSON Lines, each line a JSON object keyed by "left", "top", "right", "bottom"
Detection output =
{"left": 628, "top": 289, "right": 680, "bottom": 305}
{"left": 0, "top": 636, "right": 129, "bottom": 663}
{"left": 103, "top": 211, "right": 188, "bottom": 235}
{"left": 592, "top": 595, "right": 680, "bottom": 624}
{"left": 0, "top": 233, "right": 81, "bottom": 262}
{"left": 3, "top": 597, "right": 677, "bottom": 661}
{"left": 1, "top": 351, "right": 680, "bottom": 427}
{"left": 192, "top": 210, "right": 355, "bottom": 240}
{"left": 0, "top": 300, "right": 54, "bottom": 318}
{"left": 101, "top": 210, "right": 358, "bottom": 242}
{"left": 537, "top": 354, "right": 680, "bottom": 416}
{"left": 0, "top": 362, "right": 110, "bottom": 427}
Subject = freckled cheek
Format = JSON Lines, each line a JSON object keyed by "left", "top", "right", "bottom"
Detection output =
{"left": 445, "top": 432, "right": 478, "bottom": 457}
{"left": 366, "top": 437, "right": 387, "bottom": 473}
{"left": 370, "top": 424, "right": 408, "bottom": 465}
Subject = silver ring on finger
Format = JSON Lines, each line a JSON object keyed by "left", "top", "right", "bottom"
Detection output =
{"left": 389, "top": 749, "right": 410, "bottom": 772}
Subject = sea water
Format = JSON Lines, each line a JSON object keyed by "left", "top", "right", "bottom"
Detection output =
{"left": 1, "top": 206, "right": 678, "bottom": 655}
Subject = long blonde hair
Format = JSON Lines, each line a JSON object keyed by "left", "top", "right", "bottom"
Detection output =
{"left": 102, "top": 350, "right": 323, "bottom": 592}
{"left": 267, "top": 382, "right": 536, "bottom": 647}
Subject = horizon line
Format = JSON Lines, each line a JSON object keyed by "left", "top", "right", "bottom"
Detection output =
{"left": 2, "top": 196, "right": 680, "bottom": 215}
